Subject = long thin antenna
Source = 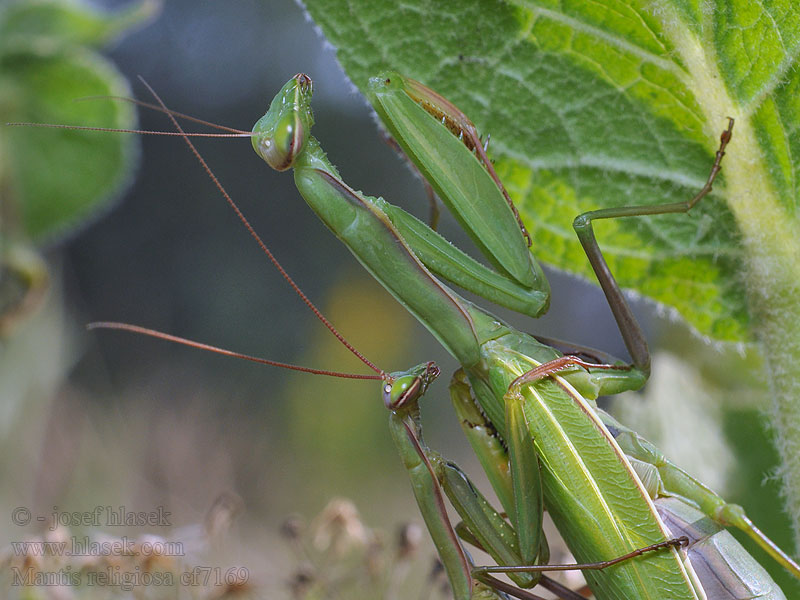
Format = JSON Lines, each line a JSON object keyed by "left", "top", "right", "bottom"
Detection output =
{"left": 75, "top": 95, "right": 248, "bottom": 134}
{"left": 7, "top": 122, "right": 251, "bottom": 138}
{"left": 9, "top": 95, "right": 253, "bottom": 136}
{"left": 136, "top": 77, "right": 385, "bottom": 378}
{"left": 88, "top": 323, "right": 382, "bottom": 380}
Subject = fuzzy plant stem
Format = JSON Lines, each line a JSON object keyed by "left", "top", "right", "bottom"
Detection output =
{"left": 666, "top": 17, "right": 800, "bottom": 552}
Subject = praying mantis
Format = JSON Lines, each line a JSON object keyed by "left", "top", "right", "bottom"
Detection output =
{"left": 245, "top": 72, "right": 800, "bottom": 599}
{"left": 14, "top": 72, "right": 800, "bottom": 599}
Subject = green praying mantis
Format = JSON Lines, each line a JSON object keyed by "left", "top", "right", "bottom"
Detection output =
{"left": 245, "top": 73, "right": 800, "bottom": 599}
{"left": 14, "top": 72, "right": 800, "bottom": 599}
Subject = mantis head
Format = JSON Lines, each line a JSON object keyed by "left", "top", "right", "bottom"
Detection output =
{"left": 367, "top": 70, "right": 406, "bottom": 95}
{"left": 383, "top": 362, "right": 441, "bottom": 411}
{"left": 252, "top": 73, "right": 314, "bottom": 171}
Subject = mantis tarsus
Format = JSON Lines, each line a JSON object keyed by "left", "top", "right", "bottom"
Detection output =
{"left": 15, "top": 72, "right": 800, "bottom": 599}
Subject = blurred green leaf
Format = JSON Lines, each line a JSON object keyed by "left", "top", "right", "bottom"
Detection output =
{"left": 2, "top": 46, "right": 135, "bottom": 241}
{"left": 0, "top": 0, "right": 158, "bottom": 48}
{"left": 1, "top": 0, "right": 156, "bottom": 243}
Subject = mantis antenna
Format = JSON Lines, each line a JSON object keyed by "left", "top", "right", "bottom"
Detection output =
{"left": 9, "top": 82, "right": 387, "bottom": 382}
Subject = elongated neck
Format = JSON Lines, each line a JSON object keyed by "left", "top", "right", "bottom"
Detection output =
{"left": 290, "top": 137, "right": 510, "bottom": 366}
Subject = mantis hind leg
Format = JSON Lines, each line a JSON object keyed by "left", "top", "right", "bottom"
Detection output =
{"left": 473, "top": 538, "right": 688, "bottom": 600}
{"left": 571, "top": 119, "right": 734, "bottom": 375}
{"left": 602, "top": 409, "right": 800, "bottom": 579}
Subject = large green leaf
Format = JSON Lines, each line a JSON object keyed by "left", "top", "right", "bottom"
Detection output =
{"left": 300, "top": 0, "right": 800, "bottom": 556}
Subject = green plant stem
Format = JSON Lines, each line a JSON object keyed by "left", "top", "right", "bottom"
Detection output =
{"left": 667, "top": 13, "right": 800, "bottom": 552}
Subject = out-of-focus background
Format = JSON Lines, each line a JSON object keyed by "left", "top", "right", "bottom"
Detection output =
{"left": 1, "top": 0, "right": 795, "bottom": 598}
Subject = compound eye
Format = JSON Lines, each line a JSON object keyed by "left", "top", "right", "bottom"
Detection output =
{"left": 257, "top": 110, "right": 304, "bottom": 171}
{"left": 384, "top": 375, "right": 421, "bottom": 410}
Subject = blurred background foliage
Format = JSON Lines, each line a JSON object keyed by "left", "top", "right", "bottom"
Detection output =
{"left": 0, "top": 0, "right": 797, "bottom": 598}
